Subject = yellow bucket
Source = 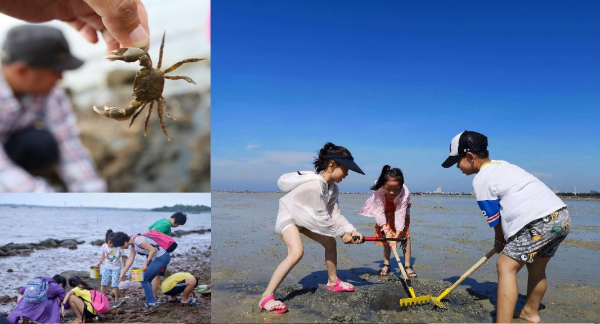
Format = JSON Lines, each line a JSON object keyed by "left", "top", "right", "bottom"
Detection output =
{"left": 131, "top": 269, "right": 144, "bottom": 282}
{"left": 90, "top": 266, "right": 100, "bottom": 279}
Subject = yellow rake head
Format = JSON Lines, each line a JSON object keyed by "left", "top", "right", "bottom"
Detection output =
{"left": 431, "top": 296, "right": 448, "bottom": 309}
{"left": 399, "top": 295, "right": 431, "bottom": 308}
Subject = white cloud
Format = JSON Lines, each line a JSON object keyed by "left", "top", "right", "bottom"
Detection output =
{"left": 531, "top": 172, "right": 554, "bottom": 178}
{"left": 245, "top": 144, "right": 262, "bottom": 150}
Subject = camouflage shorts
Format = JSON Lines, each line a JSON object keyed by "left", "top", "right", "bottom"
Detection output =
{"left": 502, "top": 208, "right": 571, "bottom": 263}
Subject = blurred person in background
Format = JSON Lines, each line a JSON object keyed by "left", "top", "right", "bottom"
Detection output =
{"left": 0, "top": 24, "right": 106, "bottom": 192}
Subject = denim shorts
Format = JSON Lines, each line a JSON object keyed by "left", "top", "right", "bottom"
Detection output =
{"left": 101, "top": 268, "right": 121, "bottom": 287}
{"left": 502, "top": 208, "right": 571, "bottom": 263}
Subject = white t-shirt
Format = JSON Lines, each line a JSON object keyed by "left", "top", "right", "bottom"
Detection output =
{"left": 473, "top": 160, "right": 566, "bottom": 240}
{"left": 100, "top": 243, "right": 124, "bottom": 270}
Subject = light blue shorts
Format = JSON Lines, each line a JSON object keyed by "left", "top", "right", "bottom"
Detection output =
{"left": 101, "top": 268, "right": 121, "bottom": 287}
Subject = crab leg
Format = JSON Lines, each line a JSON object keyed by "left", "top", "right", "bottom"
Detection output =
{"left": 157, "top": 31, "right": 166, "bottom": 70}
{"left": 144, "top": 101, "right": 155, "bottom": 136}
{"left": 161, "top": 97, "right": 176, "bottom": 121}
{"left": 165, "top": 75, "right": 197, "bottom": 85}
{"left": 128, "top": 102, "right": 148, "bottom": 129}
{"left": 93, "top": 99, "right": 144, "bottom": 121}
{"left": 162, "top": 58, "right": 205, "bottom": 74}
{"left": 157, "top": 97, "right": 171, "bottom": 141}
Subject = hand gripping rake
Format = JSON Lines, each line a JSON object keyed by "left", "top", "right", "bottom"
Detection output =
{"left": 431, "top": 247, "right": 497, "bottom": 308}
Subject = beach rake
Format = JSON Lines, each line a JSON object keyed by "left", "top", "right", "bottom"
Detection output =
{"left": 431, "top": 247, "right": 497, "bottom": 309}
{"left": 391, "top": 245, "right": 432, "bottom": 308}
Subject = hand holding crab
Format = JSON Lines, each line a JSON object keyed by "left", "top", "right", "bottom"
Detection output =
{"left": 93, "top": 32, "right": 204, "bottom": 141}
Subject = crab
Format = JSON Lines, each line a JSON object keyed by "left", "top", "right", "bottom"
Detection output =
{"left": 93, "top": 32, "right": 204, "bottom": 141}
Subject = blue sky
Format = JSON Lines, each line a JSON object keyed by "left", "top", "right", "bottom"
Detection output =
{"left": 212, "top": 1, "right": 600, "bottom": 193}
{"left": 0, "top": 193, "right": 211, "bottom": 209}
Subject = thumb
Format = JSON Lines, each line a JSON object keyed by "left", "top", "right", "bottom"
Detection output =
{"left": 84, "top": 0, "right": 149, "bottom": 48}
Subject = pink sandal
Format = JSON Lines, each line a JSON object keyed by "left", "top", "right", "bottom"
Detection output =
{"left": 325, "top": 278, "right": 355, "bottom": 292}
{"left": 258, "top": 295, "right": 288, "bottom": 314}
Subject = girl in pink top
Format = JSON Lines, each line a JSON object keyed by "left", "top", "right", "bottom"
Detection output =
{"left": 360, "top": 165, "right": 416, "bottom": 278}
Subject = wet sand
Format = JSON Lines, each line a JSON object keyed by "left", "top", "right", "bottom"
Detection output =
{"left": 212, "top": 192, "right": 600, "bottom": 323}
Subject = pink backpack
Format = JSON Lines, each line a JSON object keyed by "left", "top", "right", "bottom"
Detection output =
{"left": 143, "top": 231, "right": 178, "bottom": 252}
{"left": 89, "top": 290, "right": 110, "bottom": 314}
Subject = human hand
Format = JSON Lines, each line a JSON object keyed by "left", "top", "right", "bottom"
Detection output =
{"left": 385, "top": 230, "right": 396, "bottom": 248}
{"left": 142, "top": 261, "right": 148, "bottom": 272}
{"left": 350, "top": 230, "right": 363, "bottom": 244}
{"left": 96, "top": 262, "right": 101, "bottom": 267}
{"left": 119, "top": 274, "right": 125, "bottom": 282}
{"left": 341, "top": 232, "right": 354, "bottom": 244}
{"left": 0, "top": 0, "right": 149, "bottom": 54}
{"left": 61, "top": 306, "right": 65, "bottom": 317}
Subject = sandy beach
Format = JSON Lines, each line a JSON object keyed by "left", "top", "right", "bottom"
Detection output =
{"left": 212, "top": 192, "right": 600, "bottom": 323}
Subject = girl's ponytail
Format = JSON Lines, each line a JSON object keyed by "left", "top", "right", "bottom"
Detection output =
{"left": 313, "top": 142, "right": 352, "bottom": 173}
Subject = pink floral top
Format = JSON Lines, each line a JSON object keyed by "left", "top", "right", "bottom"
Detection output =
{"left": 360, "top": 184, "right": 411, "bottom": 232}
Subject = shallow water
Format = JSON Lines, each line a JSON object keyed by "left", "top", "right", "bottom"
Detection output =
{"left": 0, "top": 208, "right": 211, "bottom": 313}
{"left": 212, "top": 192, "right": 600, "bottom": 323}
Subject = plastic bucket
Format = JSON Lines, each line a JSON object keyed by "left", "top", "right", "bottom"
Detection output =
{"left": 131, "top": 269, "right": 144, "bottom": 282}
{"left": 90, "top": 266, "right": 100, "bottom": 279}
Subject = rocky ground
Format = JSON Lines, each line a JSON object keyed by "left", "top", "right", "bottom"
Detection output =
{"left": 1, "top": 247, "right": 211, "bottom": 323}
{"left": 0, "top": 239, "right": 85, "bottom": 258}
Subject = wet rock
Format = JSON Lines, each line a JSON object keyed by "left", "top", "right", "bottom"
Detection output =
{"left": 0, "top": 250, "right": 7, "bottom": 257}
{"left": 36, "top": 238, "right": 60, "bottom": 247}
{"left": 7, "top": 269, "right": 13, "bottom": 273}
{"left": 90, "top": 239, "right": 105, "bottom": 246}
{"left": 0, "top": 294, "right": 13, "bottom": 303}
{"left": 68, "top": 245, "right": 77, "bottom": 250}
{"left": 59, "top": 239, "right": 83, "bottom": 246}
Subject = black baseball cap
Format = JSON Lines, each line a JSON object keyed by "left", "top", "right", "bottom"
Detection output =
{"left": 324, "top": 154, "right": 365, "bottom": 175}
{"left": 441, "top": 131, "right": 488, "bottom": 168}
{"left": 1, "top": 24, "right": 83, "bottom": 71}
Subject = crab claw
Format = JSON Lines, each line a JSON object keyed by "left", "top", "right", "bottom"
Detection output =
{"left": 103, "top": 47, "right": 149, "bottom": 63}
{"left": 93, "top": 99, "right": 144, "bottom": 121}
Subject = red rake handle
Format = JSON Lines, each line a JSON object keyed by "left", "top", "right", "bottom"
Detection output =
{"left": 353, "top": 236, "right": 406, "bottom": 242}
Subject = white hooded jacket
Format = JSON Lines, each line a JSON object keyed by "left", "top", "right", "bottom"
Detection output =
{"left": 275, "top": 171, "right": 356, "bottom": 237}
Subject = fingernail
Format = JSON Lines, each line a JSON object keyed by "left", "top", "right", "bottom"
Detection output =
{"left": 129, "top": 24, "right": 149, "bottom": 48}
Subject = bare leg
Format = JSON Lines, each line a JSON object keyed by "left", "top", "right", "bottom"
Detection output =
{"left": 513, "top": 256, "right": 550, "bottom": 323}
{"left": 100, "top": 285, "right": 107, "bottom": 296}
{"left": 144, "top": 101, "right": 155, "bottom": 136}
{"left": 163, "top": 58, "right": 205, "bottom": 74}
{"left": 128, "top": 102, "right": 148, "bottom": 128}
{"left": 403, "top": 237, "right": 412, "bottom": 267}
{"left": 180, "top": 277, "right": 198, "bottom": 303}
{"left": 383, "top": 245, "right": 391, "bottom": 266}
{"left": 17, "top": 294, "right": 23, "bottom": 303}
{"left": 496, "top": 254, "right": 526, "bottom": 323}
{"left": 157, "top": 97, "right": 171, "bottom": 141}
{"left": 299, "top": 228, "right": 347, "bottom": 286}
{"left": 68, "top": 295, "right": 85, "bottom": 323}
{"left": 157, "top": 31, "right": 166, "bottom": 70}
{"left": 165, "top": 75, "right": 197, "bottom": 85}
{"left": 261, "top": 225, "right": 303, "bottom": 304}
{"left": 113, "top": 287, "right": 120, "bottom": 302}
{"left": 152, "top": 275, "right": 162, "bottom": 299}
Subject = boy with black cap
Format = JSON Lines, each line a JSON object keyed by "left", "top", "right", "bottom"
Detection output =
{"left": 442, "top": 130, "right": 571, "bottom": 323}
{"left": 0, "top": 24, "right": 106, "bottom": 192}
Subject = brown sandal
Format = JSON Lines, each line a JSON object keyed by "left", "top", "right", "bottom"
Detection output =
{"left": 405, "top": 266, "right": 417, "bottom": 278}
{"left": 378, "top": 264, "right": 391, "bottom": 276}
